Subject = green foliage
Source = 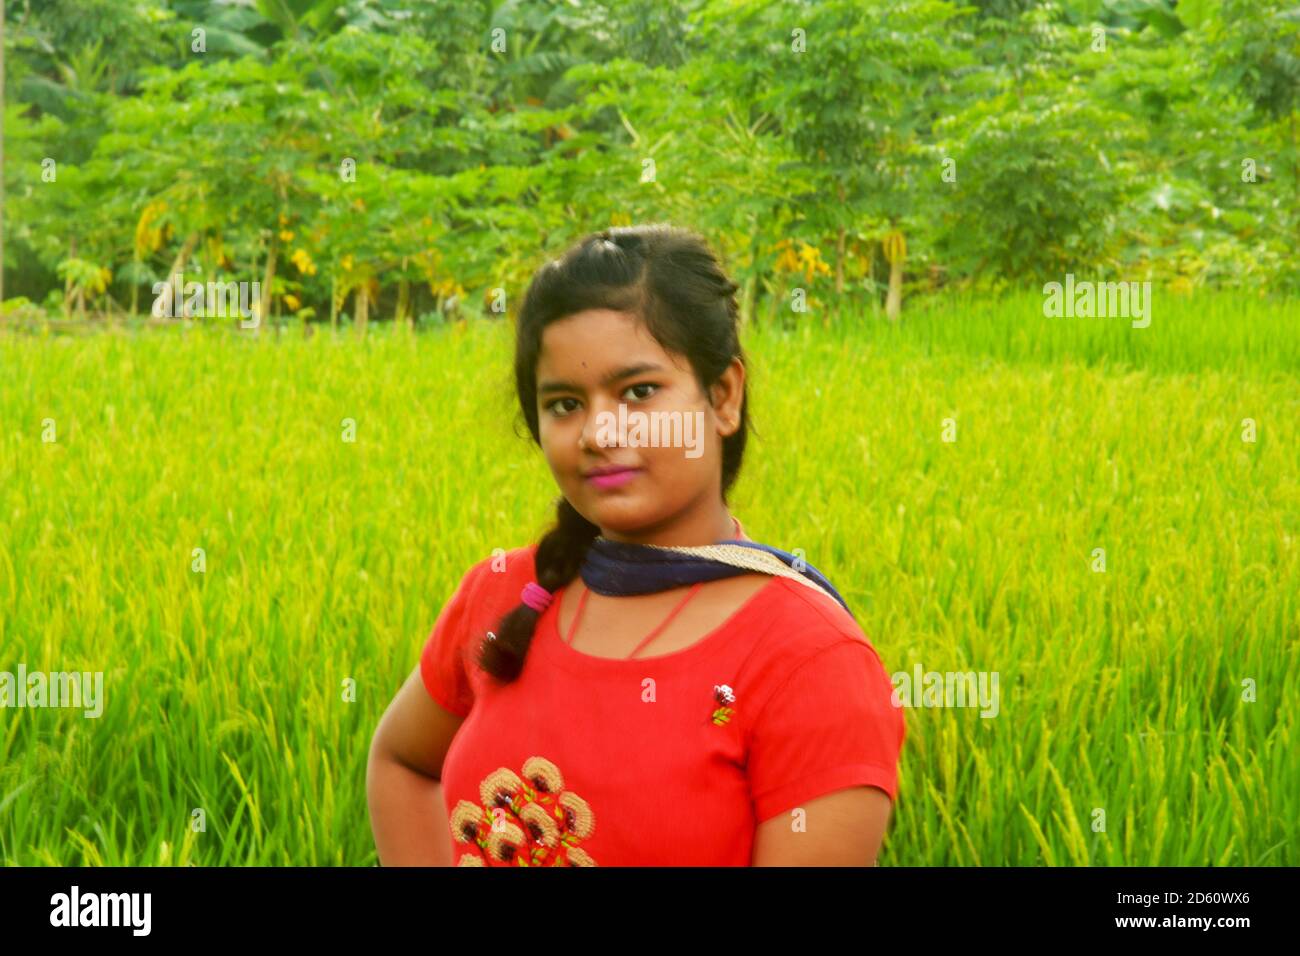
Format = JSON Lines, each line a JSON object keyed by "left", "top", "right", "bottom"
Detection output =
{"left": 1209, "top": 0, "right": 1300, "bottom": 121}
{"left": 1, "top": 297, "right": 1295, "bottom": 864}
{"left": 2, "top": 0, "right": 1296, "bottom": 316}
{"left": 936, "top": 88, "right": 1140, "bottom": 280}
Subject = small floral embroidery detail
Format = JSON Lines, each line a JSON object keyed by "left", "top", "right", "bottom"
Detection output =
{"left": 452, "top": 756, "right": 598, "bottom": 866}
{"left": 519, "top": 802, "right": 560, "bottom": 848}
{"left": 566, "top": 847, "right": 597, "bottom": 867}
{"left": 711, "top": 684, "right": 736, "bottom": 725}
{"left": 523, "top": 755, "right": 564, "bottom": 793}
{"left": 557, "top": 791, "right": 596, "bottom": 839}
{"left": 479, "top": 767, "right": 524, "bottom": 813}
{"left": 450, "top": 801, "right": 486, "bottom": 845}
{"left": 486, "top": 820, "right": 527, "bottom": 865}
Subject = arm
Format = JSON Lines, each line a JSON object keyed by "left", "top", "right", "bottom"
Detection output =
{"left": 366, "top": 666, "right": 467, "bottom": 866}
{"left": 745, "top": 637, "right": 905, "bottom": 867}
{"left": 751, "top": 786, "right": 893, "bottom": 866}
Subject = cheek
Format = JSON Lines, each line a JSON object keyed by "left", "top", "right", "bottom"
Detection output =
{"left": 538, "top": 416, "right": 573, "bottom": 467}
{"left": 648, "top": 438, "right": 711, "bottom": 476}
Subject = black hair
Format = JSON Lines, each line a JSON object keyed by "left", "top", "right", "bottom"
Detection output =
{"left": 477, "top": 223, "right": 752, "bottom": 682}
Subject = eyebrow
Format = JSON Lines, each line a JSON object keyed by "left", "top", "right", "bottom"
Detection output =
{"left": 537, "top": 362, "right": 666, "bottom": 397}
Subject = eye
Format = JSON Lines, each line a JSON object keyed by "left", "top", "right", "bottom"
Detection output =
{"left": 623, "top": 382, "right": 658, "bottom": 402}
{"left": 545, "top": 397, "right": 580, "bottom": 418}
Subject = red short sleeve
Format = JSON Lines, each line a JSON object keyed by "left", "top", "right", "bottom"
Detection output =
{"left": 746, "top": 639, "right": 905, "bottom": 824}
{"left": 418, "top": 561, "right": 486, "bottom": 718}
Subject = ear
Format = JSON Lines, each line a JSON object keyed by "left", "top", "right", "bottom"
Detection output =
{"left": 709, "top": 359, "right": 745, "bottom": 436}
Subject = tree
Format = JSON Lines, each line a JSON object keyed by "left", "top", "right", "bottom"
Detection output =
{"left": 694, "top": 0, "right": 966, "bottom": 321}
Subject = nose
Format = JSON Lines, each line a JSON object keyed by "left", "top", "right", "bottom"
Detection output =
{"left": 578, "top": 396, "right": 624, "bottom": 450}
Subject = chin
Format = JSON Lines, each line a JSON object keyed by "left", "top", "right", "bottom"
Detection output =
{"left": 585, "top": 500, "right": 653, "bottom": 532}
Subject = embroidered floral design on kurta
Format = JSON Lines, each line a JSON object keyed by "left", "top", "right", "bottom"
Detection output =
{"left": 451, "top": 756, "right": 597, "bottom": 866}
{"left": 711, "top": 684, "right": 736, "bottom": 725}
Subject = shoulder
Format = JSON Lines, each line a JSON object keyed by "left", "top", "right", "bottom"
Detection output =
{"left": 752, "top": 575, "right": 878, "bottom": 661}
{"left": 739, "top": 575, "right": 891, "bottom": 718}
{"left": 429, "top": 544, "right": 540, "bottom": 664}
{"left": 460, "top": 543, "right": 539, "bottom": 612}
{"left": 421, "top": 544, "right": 542, "bottom": 714}
{"left": 736, "top": 575, "right": 905, "bottom": 814}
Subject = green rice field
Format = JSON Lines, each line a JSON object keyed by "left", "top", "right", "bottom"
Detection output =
{"left": 1, "top": 291, "right": 1296, "bottom": 865}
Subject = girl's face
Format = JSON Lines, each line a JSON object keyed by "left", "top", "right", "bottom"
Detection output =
{"left": 535, "top": 308, "right": 745, "bottom": 546}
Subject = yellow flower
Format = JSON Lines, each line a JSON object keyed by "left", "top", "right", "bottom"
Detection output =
{"left": 340, "top": 254, "right": 354, "bottom": 272}
{"left": 134, "top": 202, "right": 167, "bottom": 258}
{"left": 796, "top": 242, "right": 830, "bottom": 283}
{"left": 279, "top": 230, "right": 294, "bottom": 242}
{"left": 291, "top": 248, "right": 317, "bottom": 276}
{"left": 432, "top": 278, "right": 465, "bottom": 298}
{"left": 90, "top": 267, "right": 112, "bottom": 296}
{"left": 775, "top": 246, "right": 800, "bottom": 273}
{"left": 284, "top": 294, "right": 301, "bottom": 311}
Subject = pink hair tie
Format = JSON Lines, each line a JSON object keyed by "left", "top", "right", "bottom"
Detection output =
{"left": 521, "top": 581, "right": 554, "bottom": 613}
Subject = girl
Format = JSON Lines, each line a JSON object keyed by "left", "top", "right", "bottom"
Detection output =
{"left": 367, "top": 224, "right": 904, "bottom": 866}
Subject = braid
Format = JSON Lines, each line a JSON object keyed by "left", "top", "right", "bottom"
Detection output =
{"left": 476, "top": 497, "right": 599, "bottom": 681}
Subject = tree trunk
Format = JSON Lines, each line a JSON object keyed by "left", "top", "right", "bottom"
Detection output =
{"left": 395, "top": 273, "right": 411, "bottom": 330}
{"left": 743, "top": 224, "right": 760, "bottom": 327}
{"left": 64, "top": 238, "right": 76, "bottom": 318}
{"left": 886, "top": 258, "right": 902, "bottom": 321}
{"left": 167, "top": 232, "right": 199, "bottom": 318}
{"left": 258, "top": 235, "right": 278, "bottom": 334}
{"left": 355, "top": 281, "right": 369, "bottom": 336}
{"left": 835, "top": 183, "right": 846, "bottom": 297}
{"left": 168, "top": 233, "right": 199, "bottom": 280}
{"left": 828, "top": 231, "right": 844, "bottom": 330}
{"left": 330, "top": 272, "right": 338, "bottom": 330}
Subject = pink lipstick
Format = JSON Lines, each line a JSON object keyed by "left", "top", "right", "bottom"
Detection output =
{"left": 586, "top": 468, "right": 641, "bottom": 489}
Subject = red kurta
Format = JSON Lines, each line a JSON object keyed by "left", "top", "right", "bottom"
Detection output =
{"left": 420, "top": 542, "right": 904, "bottom": 866}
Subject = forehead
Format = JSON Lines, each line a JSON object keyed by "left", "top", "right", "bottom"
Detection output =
{"left": 536, "top": 309, "right": 687, "bottom": 377}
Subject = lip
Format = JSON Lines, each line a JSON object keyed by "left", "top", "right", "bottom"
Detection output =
{"left": 585, "top": 467, "right": 642, "bottom": 489}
